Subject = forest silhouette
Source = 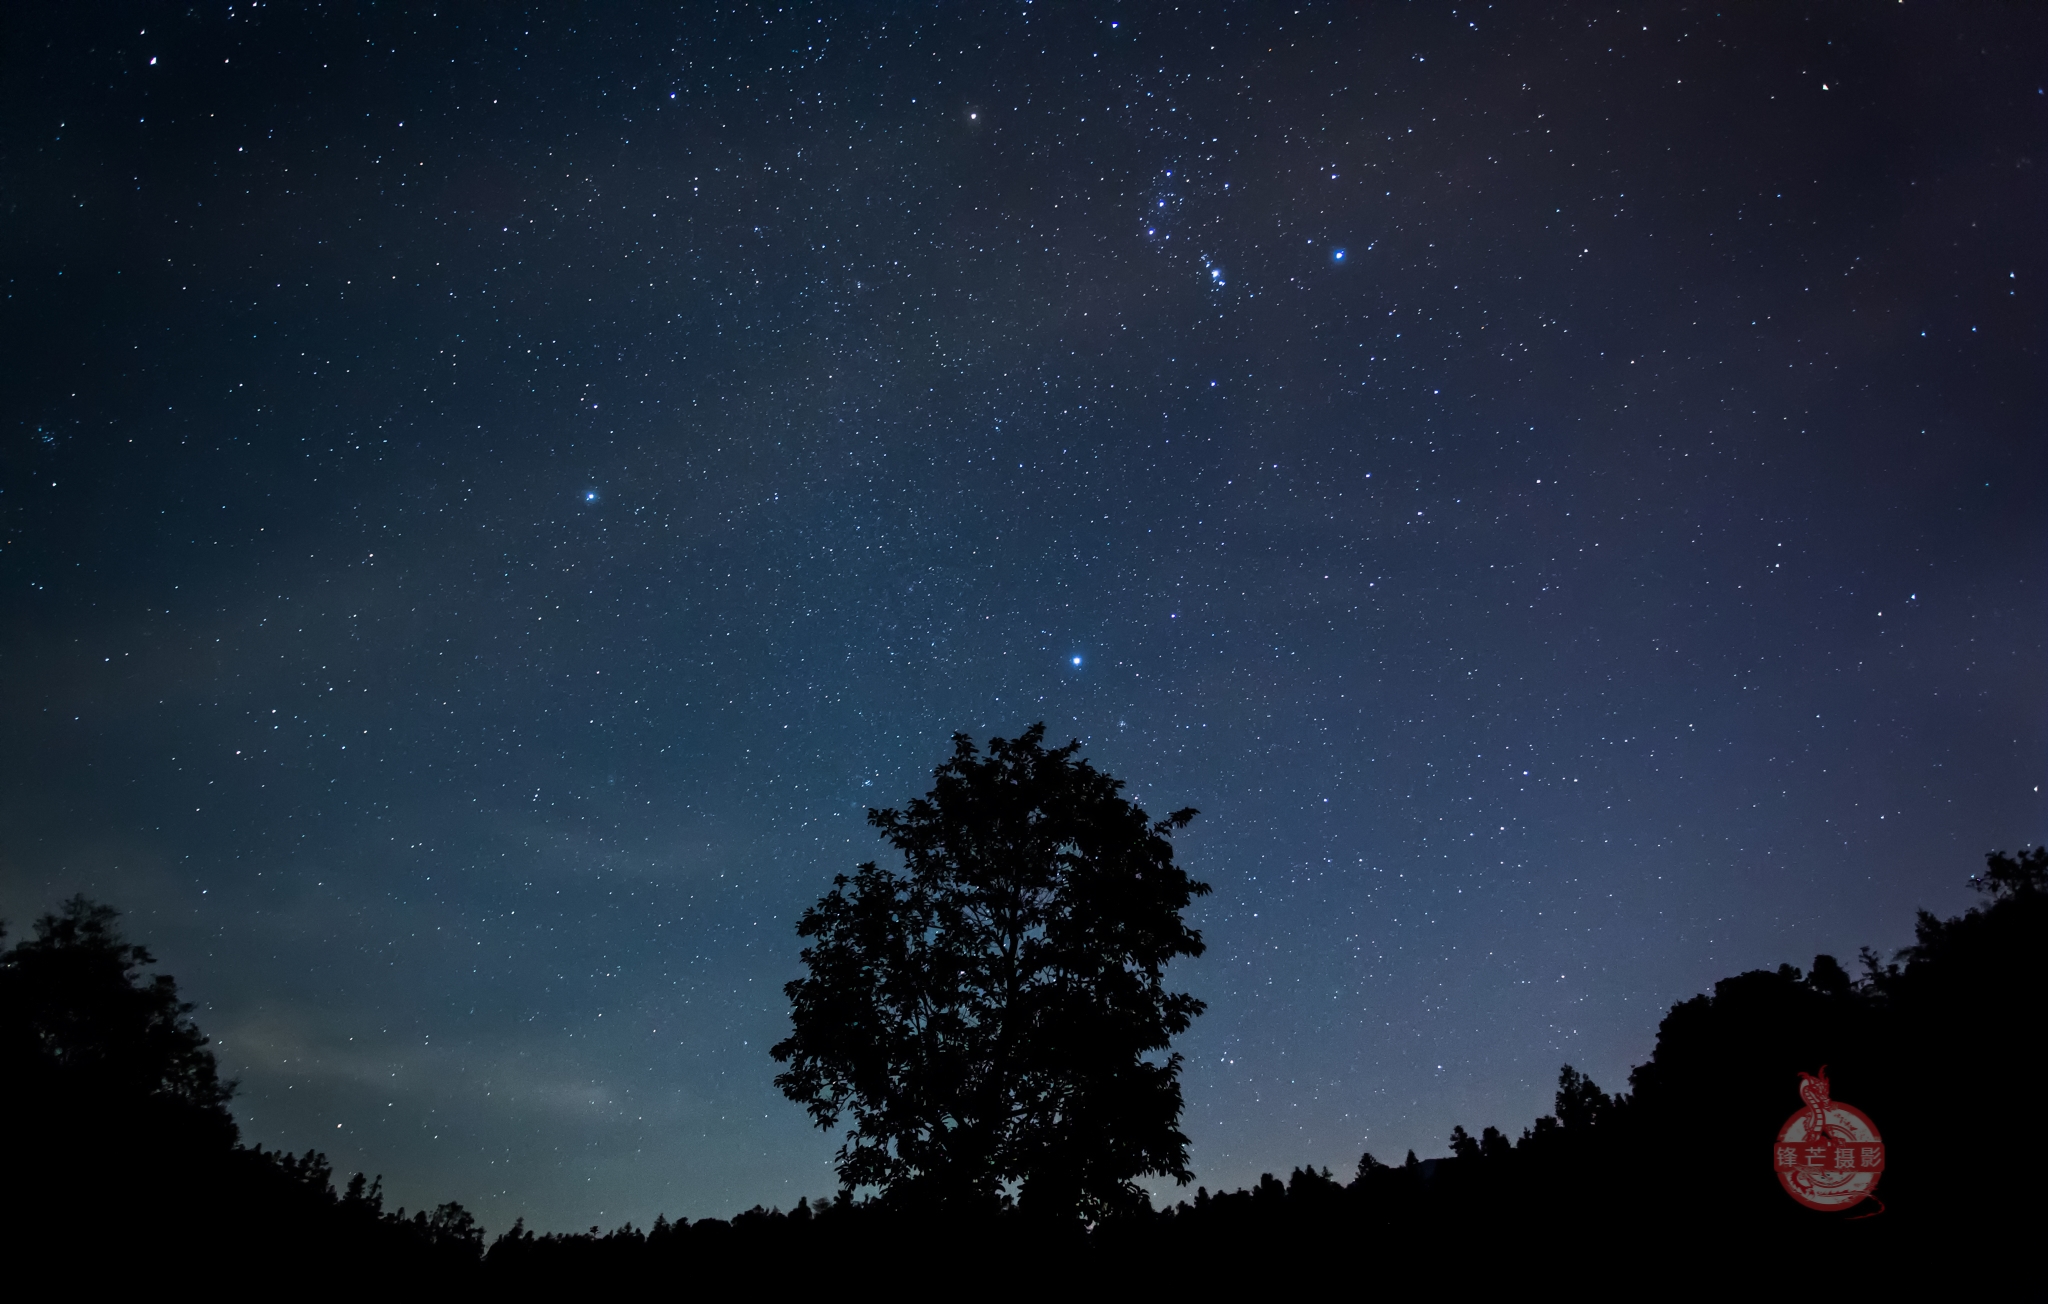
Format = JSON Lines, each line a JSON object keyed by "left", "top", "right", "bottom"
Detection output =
{"left": 5, "top": 842, "right": 2041, "bottom": 1281}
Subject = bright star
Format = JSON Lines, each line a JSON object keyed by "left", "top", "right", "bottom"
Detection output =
{"left": 1072, "top": 656, "right": 1083, "bottom": 666}
{"left": 584, "top": 491, "right": 599, "bottom": 503}
{"left": 1333, "top": 248, "right": 1347, "bottom": 262}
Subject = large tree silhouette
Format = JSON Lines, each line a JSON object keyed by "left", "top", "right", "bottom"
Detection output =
{"left": 773, "top": 725, "right": 1210, "bottom": 1220}
{"left": 0, "top": 897, "right": 494, "bottom": 1270}
{"left": 0, "top": 895, "right": 237, "bottom": 1149}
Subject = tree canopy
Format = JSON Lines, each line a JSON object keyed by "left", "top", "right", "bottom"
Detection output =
{"left": 0, "top": 896, "right": 494, "bottom": 1273}
{"left": 0, "top": 895, "right": 237, "bottom": 1148}
{"left": 772, "top": 724, "right": 1210, "bottom": 1220}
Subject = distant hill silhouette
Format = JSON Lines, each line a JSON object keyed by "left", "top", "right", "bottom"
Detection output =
{"left": 4, "top": 849, "right": 2040, "bottom": 1283}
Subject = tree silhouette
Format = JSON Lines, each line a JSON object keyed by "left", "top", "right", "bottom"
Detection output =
{"left": 772, "top": 724, "right": 1210, "bottom": 1220}
{"left": 0, "top": 896, "right": 496, "bottom": 1272}
{"left": 1552, "top": 1064, "right": 1614, "bottom": 1131}
{"left": 0, "top": 895, "right": 237, "bottom": 1149}
{"left": 1964, "top": 845, "right": 2047, "bottom": 901}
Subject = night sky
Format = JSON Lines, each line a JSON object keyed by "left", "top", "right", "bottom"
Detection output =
{"left": 3, "top": 3, "right": 2042, "bottom": 1231}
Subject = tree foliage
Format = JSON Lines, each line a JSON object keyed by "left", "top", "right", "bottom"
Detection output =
{"left": 772, "top": 724, "right": 1210, "bottom": 1219}
{"left": 0, "top": 896, "right": 491, "bottom": 1272}
{"left": 0, "top": 895, "right": 236, "bottom": 1146}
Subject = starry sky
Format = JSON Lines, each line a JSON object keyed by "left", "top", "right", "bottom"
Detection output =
{"left": 2, "top": 2, "right": 2042, "bottom": 1231}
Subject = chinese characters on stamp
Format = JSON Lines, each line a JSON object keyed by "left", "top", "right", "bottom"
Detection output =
{"left": 1772, "top": 1067, "right": 1884, "bottom": 1212}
